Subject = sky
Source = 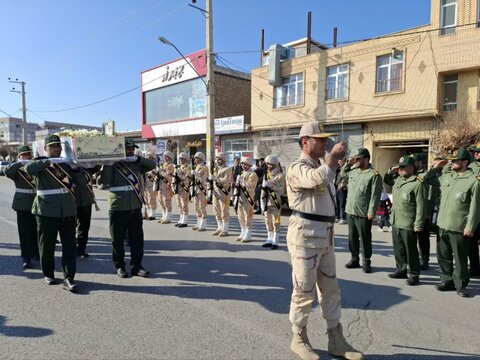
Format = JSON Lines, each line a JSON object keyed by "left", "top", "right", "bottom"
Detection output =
{"left": 0, "top": 0, "right": 432, "bottom": 132}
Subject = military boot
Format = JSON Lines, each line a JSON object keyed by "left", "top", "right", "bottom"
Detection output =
{"left": 290, "top": 327, "right": 320, "bottom": 360}
{"left": 327, "top": 323, "right": 363, "bottom": 360}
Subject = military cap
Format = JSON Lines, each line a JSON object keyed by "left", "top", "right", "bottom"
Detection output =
{"left": 194, "top": 152, "right": 206, "bottom": 161}
{"left": 351, "top": 147, "right": 370, "bottom": 159}
{"left": 44, "top": 134, "right": 61, "bottom": 146}
{"left": 447, "top": 148, "right": 472, "bottom": 163}
{"left": 163, "top": 151, "right": 173, "bottom": 160}
{"left": 471, "top": 143, "right": 480, "bottom": 152}
{"left": 410, "top": 153, "right": 425, "bottom": 162}
{"left": 240, "top": 156, "right": 254, "bottom": 167}
{"left": 125, "top": 138, "right": 139, "bottom": 148}
{"left": 299, "top": 121, "right": 338, "bottom": 139}
{"left": 178, "top": 152, "right": 189, "bottom": 161}
{"left": 17, "top": 145, "right": 32, "bottom": 155}
{"left": 265, "top": 155, "right": 279, "bottom": 165}
{"left": 398, "top": 155, "right": 415, "bottom": 167}
{"left": 215, "top": 152, "right": 227, "bottom": 161}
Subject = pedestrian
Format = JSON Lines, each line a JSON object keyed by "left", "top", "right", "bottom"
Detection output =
{"left": 144, "top": 151, "right": 158, "bottom": 221}
{"left": 97, "top": 138, "right": 156, "bottom": 278}
{"left": 431, "top": 149, "right": 480, "bottom": 297}
{"left": 158, "top": 151, "right": 175, "bottom": 224}
{"left": 286, "top": 121, "right": 363, "bottom": 360}
{"left": 235, "top": 156, "right": 258, "bottom": 242}
{"left": 74, "top": 167, "right": 97, "bottom": 258}
{"left": 342, "top": 147, "right": 382, "bottom": 273}
{"left": 5, "top": 145, "right": 39, "bottom": 270}
{"left": 336, "top": 158, "right": 348, "bottom": 224}
{"left": 376, "top": 188, "right": 392, "bottom": 232}
{"left": 24, "top": 134, "right": 79, "bottom": 292}
{"left": 191, "top": 152, "right": 209, "bottom": 231}
{"left": 467, "top": 143, "right": 480, "bottom": 277}
{"left": 261, "top": 155, "right": 286, "bottom": 249}
{"left": 211, "top": 152, "right": 233, "bottom": 237}
{"left": 174, "top": 152, "right": 191, "bottom": 228}
{"left": 384, "top": 156, "right": 426, "bottom": 285}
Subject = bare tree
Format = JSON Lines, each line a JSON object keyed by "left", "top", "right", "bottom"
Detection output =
{"left": 432, "top": 111, "right": 480, "bottom": 153}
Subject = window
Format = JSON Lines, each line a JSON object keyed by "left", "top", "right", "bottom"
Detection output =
{"left": 327, "top": 64, "right": 349, "bottom": 100}
{"left": 376, "top": 52, "right": 403, "bottom": 93}
{"left": 443, "top": 74, "right": 458, "bottom": 111}
{"left": 273, "top": 73, "right": 304, "bottom": 108}
{"left": 440, "top": 0, "right": 457, "bottom": 35}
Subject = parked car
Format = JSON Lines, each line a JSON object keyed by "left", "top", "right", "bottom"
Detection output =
{"left": 0, "top": 161, "right": 10, "bottom": 175}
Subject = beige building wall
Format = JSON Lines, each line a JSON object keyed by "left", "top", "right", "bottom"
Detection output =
{"left": 251, "top": 0, "right": 480, "bottom": 170}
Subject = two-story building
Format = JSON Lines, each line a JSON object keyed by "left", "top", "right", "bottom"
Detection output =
{"left": 251, "top": 0, "right": 480, "bottom": 175}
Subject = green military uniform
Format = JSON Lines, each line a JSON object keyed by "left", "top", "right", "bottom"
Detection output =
{"left": 342, "top": 148, "right": 382, "bottom": 270}
{"left": 413, "top": 154, "right": 441, "bottom": 269}
{"left": 97, "top": 143, "right": 155, "bottom": 274}
{"left": 74, "top": 168, "right": 96, "bottom": 256}
{"left": 384, "top": 156, "right": 426, "bottom": 281}
{"left": 5, "top": 147, "right": 39, "bottom": 266}
{"left": 468, "top": 145, "right": 480, "bottom": 276}
{"left": 436, "top": 149, "right": 480, "bottom": 294}
{"left": 24, "top": 136, "right": 78, "bottom": 281}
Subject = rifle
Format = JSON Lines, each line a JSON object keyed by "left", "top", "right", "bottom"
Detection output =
{"left": 232, "top": 175, "right": 241, "bottom": 214}
{"left": 172, "top": 165, "right": 180, "bottom": 194}
{"left": 189, "top": 172, "right": 196, "bottom": 201}
{"left": 207, "top": 166, "right": 214, "bottom": 203}
{"left": 260, "top": 184, "right": 269, "bottom": 214}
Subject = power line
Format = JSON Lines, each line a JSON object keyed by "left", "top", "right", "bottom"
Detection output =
{"left": 0, "top": 109, "right": 13, "bottom": 117}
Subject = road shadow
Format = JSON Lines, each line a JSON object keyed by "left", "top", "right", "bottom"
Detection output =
{"left": 0, "top": 315, "right": 53, "bottom": 338}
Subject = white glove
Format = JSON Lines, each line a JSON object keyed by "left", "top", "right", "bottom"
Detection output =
{"left": 236, "top": 175, "right": 241, "bottom": 183}
{"left": 49, "top": 157, "right": 66, "bottom": 164}
{"left": 209, "top": 174, "right": 215, "bottom": 181}
{"left": 262, "top": 180, "right": 271, "bottom": 188}
{"left": 192, "top": 170, "right": 197, "bottom": 176}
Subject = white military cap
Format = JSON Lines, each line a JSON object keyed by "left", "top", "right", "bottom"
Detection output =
{"left": 163, "top": 151, "right": 173, "bottom": 160}
{"left": 194, "top": 152, "right": 205, "bottom": 161}
{"left": 240, "top": 156, "right": 254, "bottom": 167}
{"left": 265, "top": 155, "right": 278, "bottom": 165}
{"left": 215, "top": 152, "right": 227, "bottom": 161}
{"left": 178, "top": 152, "right": 189, "bottom": 160}
{"left": 299, "top": 121, "right": 338, "bottom": 139}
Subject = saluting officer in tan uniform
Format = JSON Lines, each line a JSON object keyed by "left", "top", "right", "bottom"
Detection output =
{"left": 192, "top": 152, "right": 209, "bottom": 231}
{"left": 236, "top": 157, "right": 258, "bottom": 242}
{"left": 174, "top": 152, "right": 191, "bottom": 228}
{"left": 144, "top": 151, "right": 158, "bottom": 220}
{"left": 261, "top": 155, "right": 286, "bottom": 250}
{"left": 287, "top": 121, "right": 363, "bottom": 360}
{"left": 158, "top": 151, "right": 175, "bottom": 224}
{"left": 211, "top": 152, "right": 233, "bottom": 236}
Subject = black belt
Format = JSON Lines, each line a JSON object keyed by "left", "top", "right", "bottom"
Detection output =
{"left": 291, "top": 210, "right": 335, "bottom": 223}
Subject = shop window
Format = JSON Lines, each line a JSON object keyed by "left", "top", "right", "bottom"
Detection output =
{"left": 440, "top": 0, "right": 457, "bottom": 35}
{"left": 273, "top": 73, "right": 304, "bottom": 108}
{"left": 376, "top": 51, "right": 403, "bottom": 94}
{"left": 443, "top": 74, "right": 458, "bottom": 111}
{"left": 326, "top": 64, "right": 349, "bottom": 100}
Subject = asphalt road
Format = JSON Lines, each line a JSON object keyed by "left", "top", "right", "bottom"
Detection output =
{"left": 0, "top": 176, "right": 479, "bottom": 360}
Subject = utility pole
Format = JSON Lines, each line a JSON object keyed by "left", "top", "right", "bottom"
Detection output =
{"left": 205, "top": 0, "right": 215, "bottom": 172}
{"left": 9, "top": 78, "right": 28, "bottom": 145}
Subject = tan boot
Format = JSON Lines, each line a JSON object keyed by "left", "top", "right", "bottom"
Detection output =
{"left": 327, "top": 323, "right": 363, "bottom": 360}
{"left": 290, "top": 328, "right": 320, "bottom": 360}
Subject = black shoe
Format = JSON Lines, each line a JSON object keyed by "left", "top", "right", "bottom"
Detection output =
{"left": 262, "top": 243, "right": 272, "bottom": 248}
{"left": 77, "top": 251, "right": 89, "bottom": 258}
{"left": 469, "top": 269, "right": 480, "bottom": 278}
{"left": 177, "top": 223, "right": 187, "bottom": 228}
{"left": 406, "top": 276, "right": 419, "bottom": 286}
{"left": 362, "top": 263, "right": 372, "bottom": 273}
{"left": 345, "top": 259, "right": 360, "bottom": 269}
{"left": 132, "top": 268, "right": 150, "bottom": 278}
{"left": 22, "top": 260, "right": 32, "bottom": 270}
{"left": 254, "top": 210, "right": 261, "bottom": 215}
{"left": 420, "top": 263, "right": 429, "bottom": 271}
{"left": 456, "top": 287, "right": 469, "bottom": 297}
{"left": 388, "top": 271, "right": 408, "bottom": 279}
{"left": 44, "top": 276, "right": 56, "bottom": 285}
{"left": 148, "top": 217, "right": 155, "bottom": 221}
{"left": 175, "top": 223, "right": 180, "bottom": 227}
{"left": 63, "top": 279, "right": 78, "bottom": 292}
{"left": 271, "top": 245, "right": 279, "bottom": 250}
{"left": 117, "top": 268, "right": 128, "bottom": 278}
{"left": 435, "top": 281, "right": 455, "bottom": 291}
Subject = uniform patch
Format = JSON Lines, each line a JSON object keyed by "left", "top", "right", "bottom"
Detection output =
{"left": 373, "top": 170, "right": 379, "bottom": 176}
{"left": 416, "top": 176, "right": 424, "bottom": 183}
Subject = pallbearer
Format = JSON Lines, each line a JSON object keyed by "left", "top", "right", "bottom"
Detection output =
{"left": 174, "top": 152, "right": 191, "bottom": 228}
{"left": 144, "top": 151, "right": 158, "bottom": 220}
{"left": 236, "top": 156, "right": 258, "bottom": 242}
{"left": 211, "top": 152, "right": 233, "bottom": 237}
{"left": 5, "top": 145, "right": 39, "bottom": 270}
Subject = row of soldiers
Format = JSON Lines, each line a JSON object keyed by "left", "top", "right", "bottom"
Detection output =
{"left": 141, "top": 150, "right": 286, "bottom": 248}
{"left": 340, "top": 145, "right": 480, "bottom": 297}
